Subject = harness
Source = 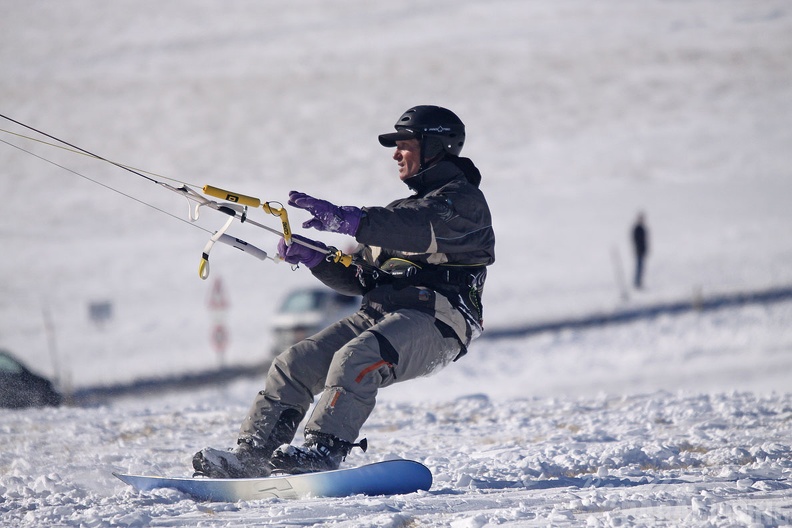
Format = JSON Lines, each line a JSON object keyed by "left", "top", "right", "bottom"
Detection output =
{"left": 363, "top": 256, "right": 475, "bottom": 285}
{"left": 361, "top": 258, "right": 486, "bottom": 322}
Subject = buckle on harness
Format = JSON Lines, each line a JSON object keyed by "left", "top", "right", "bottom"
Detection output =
{"left": 379, "top": 258, "right": 421, "bottom": 279}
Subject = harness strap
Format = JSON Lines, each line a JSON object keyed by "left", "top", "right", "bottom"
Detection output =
{"left": 378, "top": 264, "right": 486, "bottom": 295}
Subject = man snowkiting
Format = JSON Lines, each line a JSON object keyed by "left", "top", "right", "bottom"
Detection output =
{"left": 193, "top": 105, "right": 496, "bottom": 477}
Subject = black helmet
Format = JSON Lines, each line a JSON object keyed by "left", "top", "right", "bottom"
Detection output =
{"left": 378, "top": 106, "right": 465, "bottom": 161}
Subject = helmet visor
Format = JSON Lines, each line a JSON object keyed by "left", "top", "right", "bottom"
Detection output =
{"left": 378, "top": 127, "right": 420, "bottom": 147}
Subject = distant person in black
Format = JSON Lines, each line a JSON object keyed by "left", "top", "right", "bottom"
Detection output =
{"left": 632, "top": 213, "right": 649, "bottom": 289}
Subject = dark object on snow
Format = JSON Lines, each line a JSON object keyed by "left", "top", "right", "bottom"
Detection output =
{"left": 0, "top": 350, "right": 62, "bottom": 408}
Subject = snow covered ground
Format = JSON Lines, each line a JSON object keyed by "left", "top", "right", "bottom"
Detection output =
{"left": 2, "top": 0, "right": 792, "bottom": 526}
{"left": 3, "top": 300, "right": 792, "bottom": 527}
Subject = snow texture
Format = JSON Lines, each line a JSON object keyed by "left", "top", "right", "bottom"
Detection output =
{"left": 1, "top": 0, "right": 791, "bottom": 526}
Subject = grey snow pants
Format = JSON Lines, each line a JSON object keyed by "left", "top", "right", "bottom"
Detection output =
{"left": 239, "top": 308, "right": 463, "bottom": 446}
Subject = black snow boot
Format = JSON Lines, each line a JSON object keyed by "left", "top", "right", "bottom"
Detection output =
{"left": 269, "top": 432, "right": 367, "bottom": 475}
{"left": 192, "top": 441, "right": 272, "bottom": 478}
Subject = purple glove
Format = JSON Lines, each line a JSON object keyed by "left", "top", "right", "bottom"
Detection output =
{"left": 277, "top": 234, "right": 327, "bottom": 269}
{"left": 288, "top": 191, "right": 362, "bottom": 236}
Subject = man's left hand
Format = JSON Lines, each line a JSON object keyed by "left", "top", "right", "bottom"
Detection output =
{"left": 288, "top": 191, "right": 362, "bottom": 236}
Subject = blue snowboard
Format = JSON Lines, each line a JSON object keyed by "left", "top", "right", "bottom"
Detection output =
{"left": 114, "top": 459, "right": 432, "bottom": 501}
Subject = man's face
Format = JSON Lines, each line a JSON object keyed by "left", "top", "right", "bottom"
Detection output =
{"left": 392, "top": 139, "right": 421, "bottom": 181}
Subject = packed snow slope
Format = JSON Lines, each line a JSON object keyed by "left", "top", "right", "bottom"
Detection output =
{"left": 2, "top": 377, "right": 792, "bottom": 527}
{"left": 1, "top": 0, "right": 792, "bottom": 526}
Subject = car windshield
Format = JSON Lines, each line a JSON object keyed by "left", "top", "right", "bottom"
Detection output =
{"left": 279, "top": 290, "right": 327, "bottom": 313}
{"left": 0, "top": 354, "right": 25, "bottom": 374}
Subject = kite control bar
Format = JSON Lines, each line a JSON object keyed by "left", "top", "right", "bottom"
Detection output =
{"left": 203, "top": 185, "right": 292, "bottom": 245}
{"left": 172, "top": 184, "right": 353, "bottom": 279}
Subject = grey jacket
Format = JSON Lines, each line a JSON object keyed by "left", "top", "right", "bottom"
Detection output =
{"left": 311, "top": 157, "right": 496, "bottom": 347}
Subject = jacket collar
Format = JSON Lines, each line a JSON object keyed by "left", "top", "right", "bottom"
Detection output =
{"left": 403, "top": 160, "right": 461, "bottom": 195}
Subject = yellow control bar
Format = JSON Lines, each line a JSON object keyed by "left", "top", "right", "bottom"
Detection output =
{"left": 203, "top": 185, "right": 261, "bottom": 208}
{"left": 201, "top": 184, "right": 356, "bottom": 267}
{"left": 203, "top": 184, "right": 292, "bottom": 244}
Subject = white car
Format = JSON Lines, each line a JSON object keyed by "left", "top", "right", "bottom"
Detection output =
{"left": 270, "top": 287, "right": 361, "bottom": 357}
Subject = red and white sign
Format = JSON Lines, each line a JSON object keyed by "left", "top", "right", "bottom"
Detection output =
{"left": 208, "top": 277, "right": 229, "bottom": 311}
